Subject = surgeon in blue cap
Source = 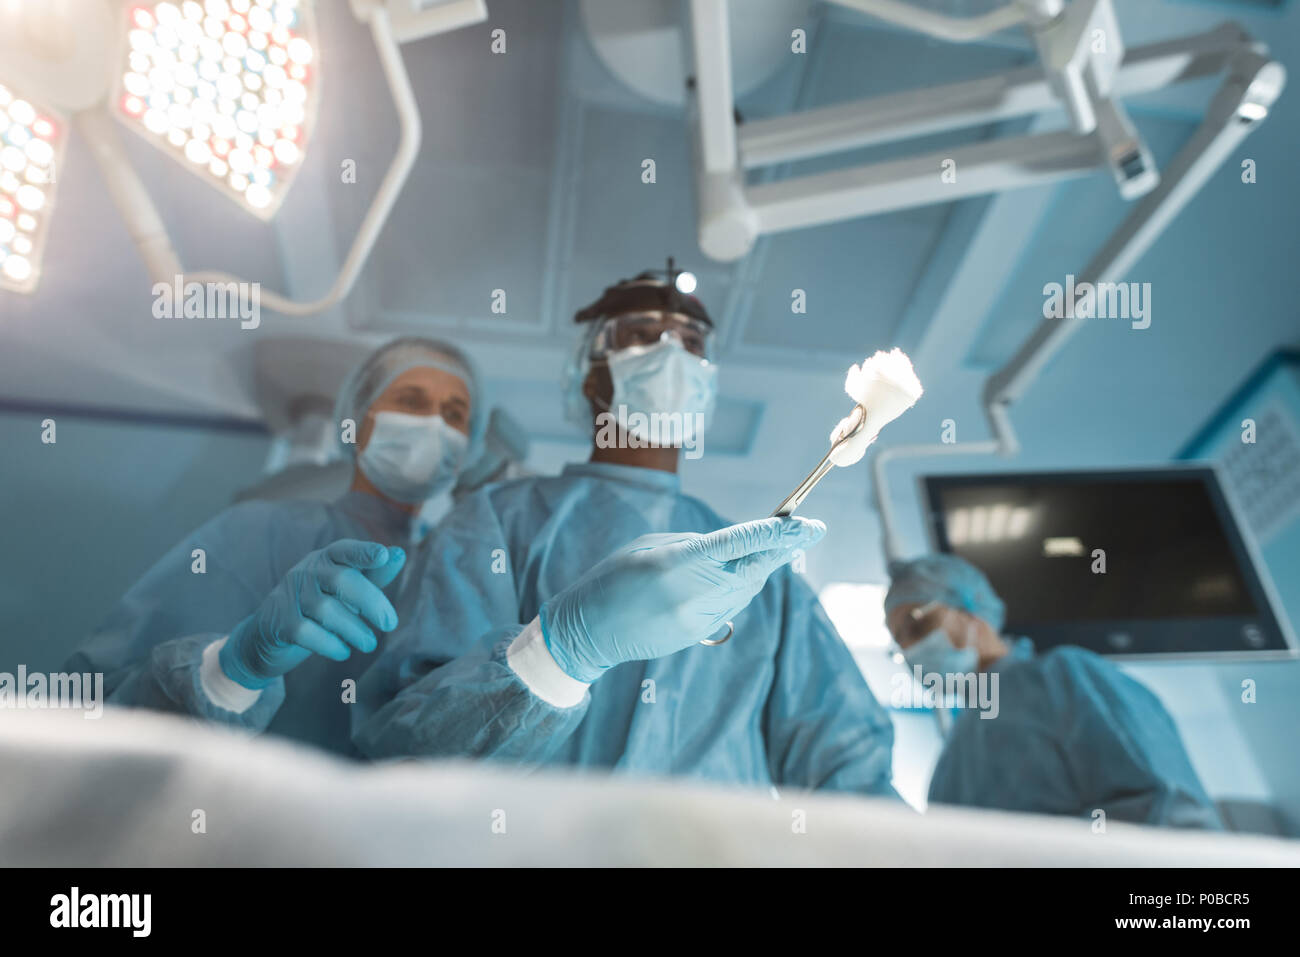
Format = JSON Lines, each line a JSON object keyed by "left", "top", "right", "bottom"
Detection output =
{"left": 354, "top": 263, "right": 897, "bottom": 797}
{"left": 66, "top": 337, "right": 485, "bottom": 755}
{"left": 884, "top": 554, "right": 1223, "bottom": 828}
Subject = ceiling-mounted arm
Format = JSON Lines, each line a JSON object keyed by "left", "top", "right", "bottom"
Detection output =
{"left": 689, "top": 3, "right": 1251, "bottom": 262}
{"left": 688, "top": 0, "right": 758, "bottom": 262}
{"left": 827, "top": 0, "right": 1038, "bottom": 44}
{"left": 736, "top": 22, "right": 1249, "bottom": 169}
{"left": 871, "top": 48, "right": 1286, "bottom": 561}
{"left": 986, "top": 49, "right": 1284, "bottom": 419}
{"left": 688, "top": 0, "right": 737, "bottom": 175}
{"left": 1023, "top": 0, "right": 1159, "bottom": 197}
{"left": 75, "top": 107, "right": 182, "bottom": 286}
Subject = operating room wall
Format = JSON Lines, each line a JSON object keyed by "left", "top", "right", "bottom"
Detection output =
{"left": 0, "top": 412, "right": 269, "bottom": 672}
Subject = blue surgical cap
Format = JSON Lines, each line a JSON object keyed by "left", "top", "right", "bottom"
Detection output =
{"left": 884, "top": 554, "right": 1006, "bottom": 632}
{"left": 334, "top": 336, "right": 485, "bottom": 458}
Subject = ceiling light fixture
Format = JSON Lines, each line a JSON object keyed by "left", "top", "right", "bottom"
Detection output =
{"left": 0, "top": 82, "right": 66, "bottom": 294}
{"left": 112, "top": 0, "right": 319, "bottom": 219}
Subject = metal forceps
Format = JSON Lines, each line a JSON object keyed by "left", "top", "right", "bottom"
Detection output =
{"left": 771, "top": 403, "right": 869, "bottom": 517}
{"left": 702, "top": 403, "right": 870, "bottom": 649}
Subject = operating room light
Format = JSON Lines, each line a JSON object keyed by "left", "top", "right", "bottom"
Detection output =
{"left": 0, "top": 83, "right": 64, "bottom": 295}
{"left": 674, "top": 270, "right": 698, "bottom": 294}
{"left": 114, "top": 0, "right": 318, "bottom": 220}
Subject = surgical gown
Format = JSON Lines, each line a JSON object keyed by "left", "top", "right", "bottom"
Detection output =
{"left": 355, "top": 461, "right": 897, "bottom": 795}
{"left": 927, "top": 645, "right": 1223, "bottom": 828}
{"left": 65, "top": 490, "right": 416, "bottom": 756}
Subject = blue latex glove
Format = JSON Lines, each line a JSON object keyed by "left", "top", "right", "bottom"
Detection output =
{"left": 219, "top": 540, "right": 406, "bottom": 689}
{"left": 540, "top": 516, "right": 826, "bottom": 683}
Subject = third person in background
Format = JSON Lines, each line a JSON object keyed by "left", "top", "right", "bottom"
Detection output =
{"left": 885, "top": 554, "right": 1223, "bottom": 828}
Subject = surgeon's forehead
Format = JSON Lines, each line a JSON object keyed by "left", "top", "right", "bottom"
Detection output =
{"left": 378, "top": 364, "right": 470, "bottom": 401}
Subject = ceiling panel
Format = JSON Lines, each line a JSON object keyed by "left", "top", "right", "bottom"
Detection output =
{"left": 341, "top": 0, "right": 564, "bottom": 326}
{"left": 562, "top": 102, "right": 721, "bottom": 320}
{"left": 738, "top": 209, "right": 954, "bottom": 352}
{"left": 370, "top": 163, "right": 554, "bottom": 322}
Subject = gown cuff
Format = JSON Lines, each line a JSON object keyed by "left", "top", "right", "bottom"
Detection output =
{"left": 506, "top": 616, "right": 589, "bottom": 708}
{"left": 200, "top": 637, "right": 264, "bottom": 714}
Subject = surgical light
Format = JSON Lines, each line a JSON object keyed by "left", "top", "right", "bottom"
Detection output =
{"left": 0, "top": 83, "right": 65, "bottom": 294}
{"left": 674, "top": 270, "right": 697, "bottom": 294}
{"left": 113, "top": 0, "right": 319, "bottom": 220}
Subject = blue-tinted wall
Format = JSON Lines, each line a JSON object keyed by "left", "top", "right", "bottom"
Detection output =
{"left": 0, "top": 411, "right": 268, "bottom": 671}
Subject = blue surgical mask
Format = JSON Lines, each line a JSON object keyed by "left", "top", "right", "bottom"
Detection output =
{"left": 359, "top": 411, "right": 468, "bottom": 505}
{"left": 605, "top": 337, "right": 717, "bottom": 445}
{"left": 903, "top": 629, "right": 979, "bottom": 677}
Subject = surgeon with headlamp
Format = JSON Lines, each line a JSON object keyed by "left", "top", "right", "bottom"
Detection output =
{"left": 356, "top": 263, "right": 897, "bottom": 798}
{"left": 66, "top": 337, "right": 483, "bottom": 755}
{"left": 569, "top": 261, "right": 717, "bottom": 466}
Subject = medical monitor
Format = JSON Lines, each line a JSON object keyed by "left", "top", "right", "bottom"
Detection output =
{"left": 920, "top": 467, "right": 1295, "bottom": 659}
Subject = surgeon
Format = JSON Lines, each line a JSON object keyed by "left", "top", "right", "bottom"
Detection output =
{"left": 884, "top": 554, "right": 1223, "bottom": 828}
{"left": 355, "top": 263, "right": 897, "bottom": 796}
{"left": 65, "top": 337, "right": 483, "bottom": 755}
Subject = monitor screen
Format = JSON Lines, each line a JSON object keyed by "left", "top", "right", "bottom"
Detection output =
{"left": 922, "top": 468, "right": 1294, "bottom": 657}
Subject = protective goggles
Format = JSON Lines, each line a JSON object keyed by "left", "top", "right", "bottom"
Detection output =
{"left": 588, "top": 311, "right": 714, "bottom": 362}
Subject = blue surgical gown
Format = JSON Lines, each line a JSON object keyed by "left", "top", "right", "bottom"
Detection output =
{"left": 65, "top": 490, "right": 416, "bottom": 756}
{"left": 355, "top": 461, "right": 897, "bottom": 795}
{"left": 927, "top": 644, "right": 1223, "bottom": 828}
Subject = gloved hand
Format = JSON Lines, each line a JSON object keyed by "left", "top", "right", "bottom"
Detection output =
{"left": 219, "top": 540, "right": 407, "bottom": 689}
{"left": 540, "top": 516, "right": 826, "bottom": 683}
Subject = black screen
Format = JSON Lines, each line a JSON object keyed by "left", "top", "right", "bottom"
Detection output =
{"left": 926, "top": 473, "right": 1260, "bottom": 629}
